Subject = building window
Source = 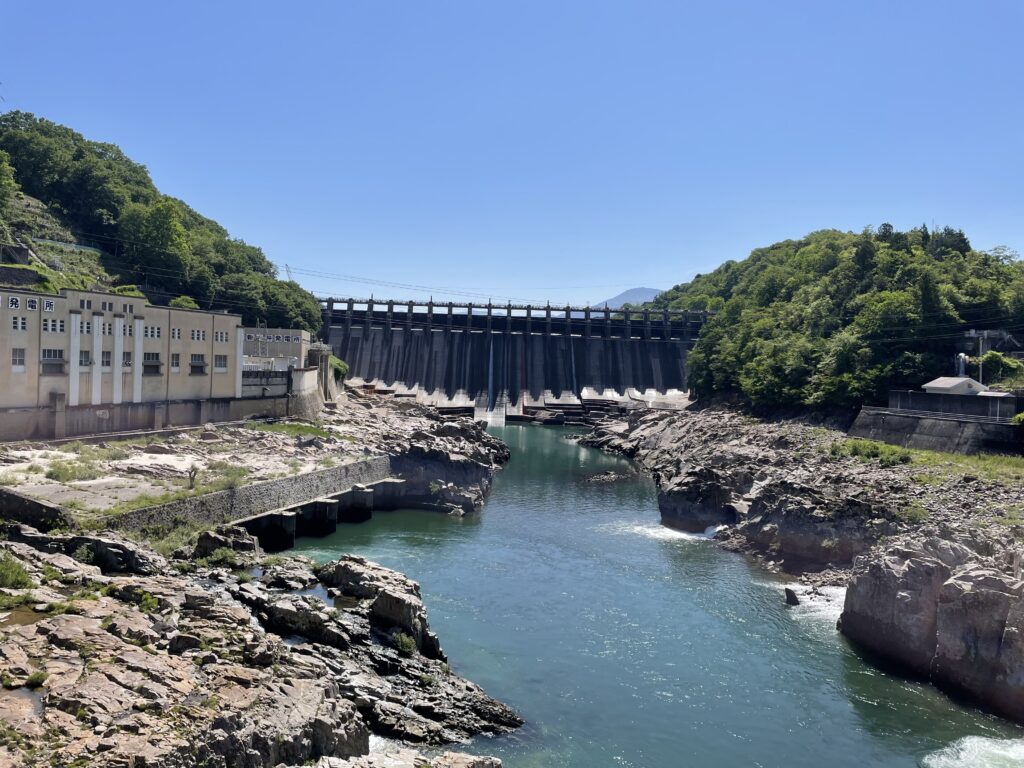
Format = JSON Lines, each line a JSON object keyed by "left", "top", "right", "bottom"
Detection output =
{"left": 101, "top": 351, "right": 112, "bottom": 368}
{"left": 43, "top": 300, "right": 54, "bottom": 312}
{"left": 190, "top": 329, "right": 207, "bottom": 341}
{"left": 10, "top": 316, "right": 26, "bottom": 331}
{"left": 42, "top": 319, "right": 65, "bottom": 333}
{"left": 80, "top": 321, "right": 92, "bottom": 335}
{"left": 11, "top": 348, "right": 25, "bottom": 372}
{"left": 26, "top": 298, "right": 37, "bottom": 311}
{"left": 143, "top": 325, "right": 162, "bottom": 339}
{"left": 41, "top": 348, "right": 64, "bottom": 375}
{"left": 79, "top": 299, "right": 92, "bottom": 310}
{"left": 190, "top": 353, "right": 206, "bottom": 375}
{"left": 214, "top": 330, "right": 230, "bottom": 343}
{"left": 214, "top": 354, "right": 228, "bottom": 372}
{"left": 122, "top": 351, "right": 133, "bottom": 367}
{"left": 170, "top": 353, "right": 180, "bottom": 372}
{"left": 101, "top": 322, "right": 113, "bottom": 336}
{"left": 101, "top": 301, "right": 113, "bottom": 312}
{"left": 171, "top": 328, "right": 181, "bottom": 340}
{"left": 8, "top": 297, "right": 19, "bottom": 310}
{"left": 122, "top": 303, "right": 134, "bottom": 314}
{"left": 122, "top": 323, "right": 134, "bottom": 336}
{"left": 143, "top": 352, "right": 161, "bottom": 376}
{"left": 79, "top": 350, "right": 92, "bottom": 366}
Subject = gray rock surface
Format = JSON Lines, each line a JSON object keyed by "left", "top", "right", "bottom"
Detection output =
{"left": 0, "top": 528, "right": 520, "bottom": 767}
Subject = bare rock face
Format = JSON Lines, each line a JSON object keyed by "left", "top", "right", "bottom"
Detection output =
{"left": 317, "top": 555, "right": 444, "bottom": 660}
{"left": 0, "top": 530, "right": 520, "bottom": 766}
{"left": 839, "top": 531, "right": 1024, "bottom": 723}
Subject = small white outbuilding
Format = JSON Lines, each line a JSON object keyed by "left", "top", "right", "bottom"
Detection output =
{"left": 921, "top": 376, "right": 988, "bottom": 395}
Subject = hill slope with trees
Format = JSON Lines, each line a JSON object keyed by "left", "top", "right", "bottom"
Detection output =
{"left": 0, "top": 111, "right": 321, "bottom": 331}
{"left": 651, "top": 226, "right": 1024, "bottom": 408}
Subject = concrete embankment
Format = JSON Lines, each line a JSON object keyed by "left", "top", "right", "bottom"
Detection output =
{"left": 581, "top": 405, "right": 1024, "bottom": 725}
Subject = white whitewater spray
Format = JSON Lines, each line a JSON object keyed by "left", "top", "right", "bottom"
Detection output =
{"left": 921, "top": 736, "right": 1024, "bottom": 768}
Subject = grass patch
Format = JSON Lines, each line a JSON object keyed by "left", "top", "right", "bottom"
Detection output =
{"left": 0, "top": 472, "right": 18, "bottom": 486}
{"left": 120, "top": 519, "right": 207, "bottom": 559}
{"left": 895, "top": 502, "right": 930, "bottom": 523}
{"left": 24, "top": 671, "right": 47, "bottom": 689}
{"left": 45, "top": 460, "right": 102, "bottom": 482}
{"left": 830, "top": 438, "right": 911, "bottom": 467}
{"left": 0, "top": 593, "right": 35, "bottom": 610}
{"left": 830, "top": 438, "right": 1024, "bottom": 484}
{"left": 244, "top": 421, "right": 331, "bottom": 440}
{"left": 392, "top": 631, "right": 417, "bottom": 656}
{"left": 0, "top": 553, "right": 34, "bottom": 589}
{"left": 197, "top": 547, "right": 239, "bottom": 569}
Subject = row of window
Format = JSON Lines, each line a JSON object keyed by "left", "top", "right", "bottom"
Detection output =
{"left": 11, "top": 349, "right": 229, "bottom": 374}
{"left": 246, "top": 333, "right": 300, "bottom": 343}
{"left": 8, "top": 317, "right": 232, "bottom": 341}
{"left": 78, "top": 299, "right": 131, "bottom": 313}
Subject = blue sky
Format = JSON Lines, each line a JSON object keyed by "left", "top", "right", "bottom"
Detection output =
{"left": 4, "top": 1, "right": 1022, "bottom": 305}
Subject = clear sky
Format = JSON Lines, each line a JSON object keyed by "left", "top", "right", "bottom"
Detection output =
{"left": 3, "top": 1, "right": 1022, "bottom": 306}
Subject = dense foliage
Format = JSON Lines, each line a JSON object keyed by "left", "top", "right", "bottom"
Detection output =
{"left": 0, "top": 111, "right": 321, "bottom": 331}
{"left": 652, "top": 226, "right": 1024, "bottom": 408}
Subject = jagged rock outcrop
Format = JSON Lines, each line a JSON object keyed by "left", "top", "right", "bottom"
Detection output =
{"left": 581, "top": 407, "right": 1016, "bottom": 575}
{"left": 0, "top": 528, "right": 517, "bottom": 766}
{"left": 839, "top": 529, "right": 1024, "bottom": 722}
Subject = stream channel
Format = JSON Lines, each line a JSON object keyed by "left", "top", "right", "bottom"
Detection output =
{"left": 292, "top": 425, "right": 1024, "bottom": 768}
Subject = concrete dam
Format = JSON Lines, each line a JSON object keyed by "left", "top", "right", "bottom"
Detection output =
{"left": 321, "top": 299, "right": 712, "bottom": 421}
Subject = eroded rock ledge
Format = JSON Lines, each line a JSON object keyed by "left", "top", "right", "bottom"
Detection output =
{"left": 0, "top": 525, "right": 520, "bottom": 767}
{"left": 839, "top": 526, "right": 1024, "bottom": 722}
{"left": 582, "top": 405, "right": 1024, "bottom": 723}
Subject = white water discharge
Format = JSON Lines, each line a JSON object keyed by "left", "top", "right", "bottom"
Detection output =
{"left": 921, "top": 736, "right": 1024, "bottom": 767}
{"left": 596, "top": 521, "right": 722, "bottom": 541}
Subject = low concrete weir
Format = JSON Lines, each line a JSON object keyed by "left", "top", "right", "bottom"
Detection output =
{"left": 235, "top": 477, "right": 424, "bottom": 551}
{"left": 322, "top": 299, "right": 711, "bottom": 414}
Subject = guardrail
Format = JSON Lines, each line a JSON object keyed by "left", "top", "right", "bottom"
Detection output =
{"left": 860, "top": 405, "right": 1017, "bottom": 425}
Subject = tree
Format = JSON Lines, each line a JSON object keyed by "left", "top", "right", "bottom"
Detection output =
{"left": 169, "top": 295, "right": 200, "bottom": 309}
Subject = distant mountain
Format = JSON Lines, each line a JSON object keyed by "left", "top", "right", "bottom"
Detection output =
{"left": 592, "top": 287, "right": 663, "bottom": 309}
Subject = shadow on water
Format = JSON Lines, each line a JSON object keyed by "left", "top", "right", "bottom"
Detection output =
{"left": 291, "top": 424, "right": 1024, "bottom": 768}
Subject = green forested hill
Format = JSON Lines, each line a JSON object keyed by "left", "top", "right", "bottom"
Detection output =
{"left": 652, "top": 226, "right": 1024, "bottom": 408}
{"left": 0, "top": 111, "right": 321, "bottom": 331}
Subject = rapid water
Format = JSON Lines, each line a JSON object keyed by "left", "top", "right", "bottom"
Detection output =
{"left": 292, "top": 426, "right": 1024, "bottom": 768}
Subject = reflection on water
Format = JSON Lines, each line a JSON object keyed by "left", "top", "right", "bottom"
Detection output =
{"left": 292, "top": 425, "right": 1024, "bottom": 768}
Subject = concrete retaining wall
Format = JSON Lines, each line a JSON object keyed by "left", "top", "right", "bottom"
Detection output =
{"left": 849, "top": 409, "right": 1022, "bottom": 455}
{"left": 0, "top": 395, "right": 303, "bottom": 442}
{"left": 108, "top": 456, "right": 393, "bottom": 531}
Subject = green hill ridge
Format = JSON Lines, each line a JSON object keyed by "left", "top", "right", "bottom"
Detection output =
{"left": 651, "top": 226, "right": 1024, "bottom": 408}
{"left": 0, "top": 111, "right": 320, "bottom": 331}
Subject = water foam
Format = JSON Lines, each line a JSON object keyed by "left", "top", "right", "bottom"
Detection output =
{"left": 921, "top": 736, "right": 1024, "bottom": 768}
{"left": 598, "top": 521, "right": 719, "bottom": 542}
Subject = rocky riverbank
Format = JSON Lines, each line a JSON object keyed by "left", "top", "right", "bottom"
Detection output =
{"left": 581, "top": 405, "right": 1024, "bottom": 723}
{"left": 0, "top": 524, "right": 520, "bottom": 767}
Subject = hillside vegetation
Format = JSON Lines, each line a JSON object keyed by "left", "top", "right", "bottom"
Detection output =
{"left": 0, "top": 111, "right": 320, "bottom": 331}
{"left": 652, "top": 226, "right": 1024, "bottom": 408}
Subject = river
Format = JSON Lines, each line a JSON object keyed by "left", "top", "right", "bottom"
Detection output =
{"left": 291, "top": 425, "right": 1024, "bottom": 768}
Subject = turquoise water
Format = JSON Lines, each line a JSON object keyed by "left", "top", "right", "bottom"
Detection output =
{"left": 292, "top": 425, "right": 1024, "bottom": 768}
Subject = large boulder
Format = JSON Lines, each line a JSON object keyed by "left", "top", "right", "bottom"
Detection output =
{"left": 932, "top": 567, "right": 1024, "bottom": 722}
{"left": 838, "top": 546, "right": 951, "bottom": 675}
{"left": 839, "top": 534, "right": 1024, "bottom": 723}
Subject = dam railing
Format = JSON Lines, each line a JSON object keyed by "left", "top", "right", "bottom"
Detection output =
{"left": 320, "top": 298, "right": 713, "bottom": 346}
